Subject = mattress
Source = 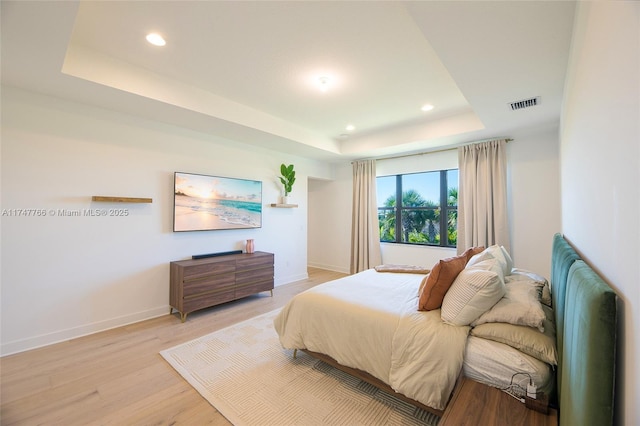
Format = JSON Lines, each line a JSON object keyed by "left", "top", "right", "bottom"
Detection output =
{"left": 463, "top": 335, "right": 555, "bottom": 398}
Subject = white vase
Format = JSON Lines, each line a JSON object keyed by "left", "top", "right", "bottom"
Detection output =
{"left": 280, "top": 195, "right": 289, "bottom": 204}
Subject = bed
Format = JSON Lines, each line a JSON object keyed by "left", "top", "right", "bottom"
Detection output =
{"left": 274, "top": 235, "right": 617, "bottom": 424}
{"left": 274, "top": 268, "right": 470, "bottom": 413}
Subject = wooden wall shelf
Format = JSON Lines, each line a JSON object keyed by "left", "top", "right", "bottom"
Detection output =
{"left": 92, "top": 196, "right": 153, "bottom": 203}
{"left": 270, "top": 203, "right": 298, "bottom": 208}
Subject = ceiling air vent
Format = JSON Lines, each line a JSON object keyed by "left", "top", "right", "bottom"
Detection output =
{"left": 509, "top": 97, "right": 540, "bottom": 111}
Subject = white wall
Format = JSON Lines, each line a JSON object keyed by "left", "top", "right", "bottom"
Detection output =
{"left": 308, "top": 128, "right": 561, "bottom": 277}
{"left": 560, "top": 2, "right": 639, "bottom": 424}
{"left": 307, "top": 165, "right": 352, "bottom": 273}
{"left": 0, "top": 86, "right": 330, "bottom": 355}
{"left": 507, "top": 125, "right": 562, "bottom": 278}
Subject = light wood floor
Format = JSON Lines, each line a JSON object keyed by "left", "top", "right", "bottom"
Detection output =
{"left": 0, "top": 267, "right": 347, "bottom": 425}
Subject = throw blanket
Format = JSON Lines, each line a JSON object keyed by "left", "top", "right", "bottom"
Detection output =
{"left": 273, "top": 269, "right": 469, "bottom": 410}
{"left": 374, "top": 264, "right": 431, "bottom": 274}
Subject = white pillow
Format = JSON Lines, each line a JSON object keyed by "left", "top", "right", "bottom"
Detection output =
{"left": 484, "top": 245, "right": 513, "bottom": 276}
{"left": 441, "top": 259, "right": 506, "bottom": 326}
{"left": 466, "top": 250, "right": 495, "bottom": 268}
{"left": 499, "top": 246, "right": 514, "bottom": 274}
{"left": 471, "top": 281, "right": 546, "bottom": 331}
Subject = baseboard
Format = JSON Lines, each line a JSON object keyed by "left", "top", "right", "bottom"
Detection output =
{"left": 2, "top": 267, "right": 344, "bottom": 355}
{"left": 307, "top": 261, "right": 350, "bottom": 274}
{"left": 275, "top": 272, "right": 309, "bottom": 286}
{"left": 0, "top": 305, "right": 169, "bottom": 356}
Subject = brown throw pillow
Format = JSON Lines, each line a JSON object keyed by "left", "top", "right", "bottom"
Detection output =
{"left": 462, "top": 246, "right": 485, "bottom": 262}
{"left": 418, "top": 253, "right": 468, "bottom": 311}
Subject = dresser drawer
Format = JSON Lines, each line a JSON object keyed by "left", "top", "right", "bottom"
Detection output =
{"left": 236, "top": 253, "right": 274, "bottom": 269}
{"left": 235, "top": 266, "right": 273, "bottom": 285}
{"left": 183, "top": 288, "right": 236, "bottom": 313}
{"left": 183, "top": 274, "right": 235, "bottom": 297}
{"left": 182, "top": 262, "right": 235, "bottom": 280}
{"left": 235, "top": 278, "right": 273, "bottom": 299}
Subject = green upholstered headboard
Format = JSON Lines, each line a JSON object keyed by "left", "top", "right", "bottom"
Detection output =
{"left": 560, "top": 261, "right": 617, "bottom": 426}
{"left": 551, "top": 233, "right": 617, "bottom": 426}
{"left": 550, "top": 233, "right": 581, "bottom": 392}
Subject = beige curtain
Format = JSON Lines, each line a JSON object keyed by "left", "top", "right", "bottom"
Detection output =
{"left": 350, "top": 160, "right": 382, "bottom": 273}
{"left": 457, "top": 139, "right": 510, "bottom": 255}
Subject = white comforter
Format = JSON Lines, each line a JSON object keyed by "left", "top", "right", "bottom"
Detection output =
{"left": 273, "top": 269, "right": 470, "bottom": 410}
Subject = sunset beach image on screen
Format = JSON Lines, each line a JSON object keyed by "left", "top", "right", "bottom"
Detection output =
{"left": 173, "top": 172, "right": 262, "bottom": 232}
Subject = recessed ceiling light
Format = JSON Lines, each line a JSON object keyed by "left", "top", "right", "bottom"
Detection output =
{"left": 317, "top": 76, "right": 331, "bottom": 92}
{"left": 146, "top": 33, "right": 166, "bottom": 47}
{"left": 346, "top": 124, "right": 355, "bottom": 132}
{"left": 421, "top": 104, "right": 434, "bottom": 112}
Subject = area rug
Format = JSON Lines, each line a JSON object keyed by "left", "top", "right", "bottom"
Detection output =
{"left": 160, "top": 309, "right": 440, "bottom": 426}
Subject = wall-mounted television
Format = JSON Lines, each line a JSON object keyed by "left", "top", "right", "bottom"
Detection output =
{"left": 173, "top": 172, "right": 262, "bottom": 232}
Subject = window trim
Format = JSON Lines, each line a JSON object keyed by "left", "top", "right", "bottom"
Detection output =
{"left": 377, "top": 169, "right": 457, "bottom": 248}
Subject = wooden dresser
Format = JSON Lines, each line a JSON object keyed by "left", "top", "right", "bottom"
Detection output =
{"left": 170, "top": 251, "right": 274, "bottom": 322}
{"left": 440, "top": 377, "right": 558, "bottom": 426}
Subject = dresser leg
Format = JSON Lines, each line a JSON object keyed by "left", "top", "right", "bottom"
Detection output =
{"left": 270, "top": 289, "right": 273, "bottom": 297}
{"left": 293, "top": 349, "right": 297, "bottom": 359}
{"left": 180, "top": 312, "right": 187, "bottom": 323}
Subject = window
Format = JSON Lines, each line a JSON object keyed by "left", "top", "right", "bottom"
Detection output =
{"left": 377, "top": 169, "right": 458, "bottom": 247}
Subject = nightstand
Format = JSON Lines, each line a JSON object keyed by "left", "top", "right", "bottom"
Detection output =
{"left": 440, "top": 376, "right": 558, "bottom": 426}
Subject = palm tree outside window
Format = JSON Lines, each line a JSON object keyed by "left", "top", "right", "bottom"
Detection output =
{"left": 376, "top": 169, "right": 458, "bottom": 247}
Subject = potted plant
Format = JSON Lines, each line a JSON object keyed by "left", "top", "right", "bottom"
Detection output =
{"left": 279, "top": 163, "right": 296, "bottom": 204}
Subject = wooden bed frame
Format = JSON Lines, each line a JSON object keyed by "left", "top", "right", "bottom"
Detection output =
{"left": 294, "top": 348, "right": 453, "bottom": 417}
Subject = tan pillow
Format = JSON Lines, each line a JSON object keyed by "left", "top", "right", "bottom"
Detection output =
{"left": 471, "top": 305, "right": 558, "bottom": 365}
{"left": 471, "top": 281, "right": 546, "bottom": 331}
{"left": 418, "top": 253, "right": 468, "bottom": 311}
{"left": 509, "top": 268, "right": 552, "bottom": 307}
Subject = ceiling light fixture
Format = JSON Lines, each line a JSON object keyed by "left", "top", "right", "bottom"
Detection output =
{"left": 346, "top": 124, "right": 355, "bottom": 132}
{"left": 317, "top": 76, "right": 331, "bottom": 92}
{"left": 146, "top": 33, "right": 166, "bottom": 47}
{"left": 421, "top": 104, "right": 434, "bottom": 112}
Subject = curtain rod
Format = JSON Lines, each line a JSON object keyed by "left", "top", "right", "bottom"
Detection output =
{"left": 352, "top": 137, "right": 513, "bottom": 163}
